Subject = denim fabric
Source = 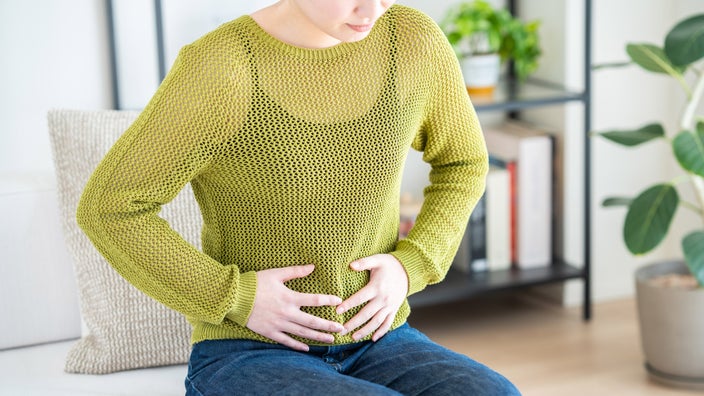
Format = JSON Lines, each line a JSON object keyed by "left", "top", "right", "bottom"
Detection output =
{"left": 185, "top": 323, "right": 520, "bottom": 395}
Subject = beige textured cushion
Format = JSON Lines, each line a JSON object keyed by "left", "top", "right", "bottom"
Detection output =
{"left": 48, "top": 109, "right": 197, "bottom": 374}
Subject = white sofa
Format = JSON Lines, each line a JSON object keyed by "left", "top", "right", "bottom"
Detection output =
{"left": 0, "top": 174, "right": 188, "bottom": 395}
{"left": 0, "top": 340, "right": 186, "bottom": 396}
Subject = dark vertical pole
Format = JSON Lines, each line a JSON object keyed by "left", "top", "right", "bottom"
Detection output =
{"left": 507, "top": 0, "right": 517, "bottom": 18}
{"left": 507, "top": 0, "right": 518, "bottom": 118}
{"left": 106, "top": 0, "right": 120, "bottom": 110}
{"left": 583, "top": 0, "right": 593, "bottom": 321}
{"left": 154, "top": 0, "right": 167, "bottom": 82}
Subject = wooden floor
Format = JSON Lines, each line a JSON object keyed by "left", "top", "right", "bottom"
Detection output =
{"left": 408, "top": 293, "right": 701, "bottom": 396}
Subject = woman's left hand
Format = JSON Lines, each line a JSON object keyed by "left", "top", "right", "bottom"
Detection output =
{"left": 336, "top": 254, "right": 409, "bottom": 342}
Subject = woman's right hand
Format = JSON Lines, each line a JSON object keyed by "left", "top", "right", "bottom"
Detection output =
{"left": 246, "top": 264, "right": 345, "bottom": 351}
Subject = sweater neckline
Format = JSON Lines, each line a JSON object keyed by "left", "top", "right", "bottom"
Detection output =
{"left": 240, "top": 15, "right": 375, "bottom": 60}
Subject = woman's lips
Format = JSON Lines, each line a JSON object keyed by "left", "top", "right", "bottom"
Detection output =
{"left": 347, "top": 23, "right": 374, "bottom": 33}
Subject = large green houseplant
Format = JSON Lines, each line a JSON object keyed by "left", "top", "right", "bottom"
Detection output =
{"left": 594, "top": 14, "right": 704, "bottom": 388}
{"left": 440, "top": 0, "right": 541, "bottom": 92}
{"left": 595, "top": 14, "right": 704, "bottom": 286}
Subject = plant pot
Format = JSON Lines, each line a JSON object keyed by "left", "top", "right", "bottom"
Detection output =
{"left": 461, "top": 53, "right": 500, "bottom": 96}
{"left": 635, "top": 260, "right": 704, "bottom": 390}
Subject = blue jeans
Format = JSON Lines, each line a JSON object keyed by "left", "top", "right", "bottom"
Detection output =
{"left": 185, "top": 323, "right": 520, "bottom": 395}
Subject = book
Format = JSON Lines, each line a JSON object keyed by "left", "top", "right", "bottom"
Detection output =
{"left": 483, "top": 122, "right": 554, "bottom": 268}
{"left": 485, "top": 166, "right": 511, "bottom": 270}
{"left": 452, "top": 221, "right": 472, "bottom": 273}
{"left": 468, "top": 194, "right": 487, "bottom": 271}
{"left": 453, "top": 166, "right": 510, "bottom": 273}
{"left": 451, "top": 192, "right": 488, "bottom": 273}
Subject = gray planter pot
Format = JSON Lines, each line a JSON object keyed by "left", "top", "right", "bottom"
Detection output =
{"left": 635, "top": 260, "right": 704, "bottom": 390}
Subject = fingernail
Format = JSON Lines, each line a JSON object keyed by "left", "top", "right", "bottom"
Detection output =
{"left": 352, "top": 333, "right": 361, "bottom": 341}
{"left": 339, "top": 327, "right": 348, "bottom": 336}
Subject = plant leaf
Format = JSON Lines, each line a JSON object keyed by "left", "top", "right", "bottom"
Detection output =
{"left": 664, "top": 14, "right": 704, "bottom": 66}
{"left": 682, "top": 230, "right": 704, "bottom": 287}
{"left": 673, "top": 125, "right": 704, "bottom": 177}
{"left": 602, "top": 197, "right": 633, "bottom": 207}
{"left": 595, "top": 123, "right": 665, "bottom": 147}
{"left": 624, "top": 184, "right": 679, "bottom": 254}
{"left": 626, "top": 43, "right": 684, "bottom": 76}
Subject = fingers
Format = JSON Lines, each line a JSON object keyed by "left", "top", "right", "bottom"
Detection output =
{"left": 292, "top": 310, "right": 346, "bottom": 334}
{"left": 336, "top": 254, "right": 408, "bottom": 342}
{"left": 264, "top": 324, "right": 336, "bottom": 352}
{"left": 247, "top": 265, "right": 347, "bottom": 349}
{"left": 336, "top": 256, "right": 381, "bottom": 314}
{"left": 340, "top": 300, "right": 385, "bottom": 339}
{"left": 276, "top": 264, "right": 316, "bottom": 282}
{"left": 284, "top": 321, "right": 337, "bottom": 344}
{"left": 251, "top": 258, "right": 405, "bottom": 348}
{"left": 371, "top": 314, "right": 395, "bottom": 342}
{"left": 295, "top": 291, "right": 343, "bottom": 308}
{"left": 266, "top": 331, "right": 311, "bottom": 352}
{"left": 252, "top": 310, "right": 344, "bottom": 351}
{"left": 352, "top": 311, "right": 389, "bottom": 341}
{"left": 335, "top": 287, "right": 373, "bottom": 315}
{"left": 346, "top": 308, "right": 394, "bottom": 342}
{"left": 349, "top": 255, "right": 380, "bottom": 271}
{"left": 266, "top": 265, "right": 343, "bottom": 307}
{"left": 247, "top": 309, "right": 343, "bottom": 350}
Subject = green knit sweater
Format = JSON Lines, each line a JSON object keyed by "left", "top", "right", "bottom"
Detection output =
{"left": 77, "top": 5, "right": 487, "bottom": 346}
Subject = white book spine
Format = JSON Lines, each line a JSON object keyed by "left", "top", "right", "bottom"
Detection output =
{"left": 486, "top": 168, "right": 511, "bottom": 270}
{"left": 516, "top": 137, "right": 552, "bottom": 267}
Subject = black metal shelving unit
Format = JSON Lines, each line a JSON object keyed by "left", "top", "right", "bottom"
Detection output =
{"left": 410, "top": 0, "right": 592, "bottom": 321}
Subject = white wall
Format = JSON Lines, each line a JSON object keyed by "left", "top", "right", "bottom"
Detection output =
{"left": 0, "top": 0, "right": 112, "bottom": 174}
{"left": 0, "top": 0, "right": 112, "bottom": 348}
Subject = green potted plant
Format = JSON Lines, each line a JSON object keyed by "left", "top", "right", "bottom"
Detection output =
{"left": 594, "top": 13, "right": 704, "bottom": 389}
{"left": 440, "top": 0, "right": 541, "bottom": 95}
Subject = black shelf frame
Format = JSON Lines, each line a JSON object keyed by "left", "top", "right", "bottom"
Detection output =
{"left": 409, "top": 262, "right": 584, "bottom": 308}
{"left": 410, "top": 0, "right": 592, "bottom": 321}
{"left": 470, "top": 78, "right": 587, "bottom": 112}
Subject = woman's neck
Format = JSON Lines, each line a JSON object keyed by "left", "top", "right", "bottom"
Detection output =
{"left": 250, "top": 2, "right": 342, "bottom": 49}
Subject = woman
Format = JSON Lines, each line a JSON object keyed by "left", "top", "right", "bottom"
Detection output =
{"left": 77, "top": 0, "right": 520, "bottom": 394}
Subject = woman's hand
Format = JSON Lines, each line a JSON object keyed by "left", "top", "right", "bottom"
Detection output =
{"left": 246, "top": 264, "right": 345, "bottom": 352}
{"left": 336, "top": 254, "right": 409, "bottom": 342}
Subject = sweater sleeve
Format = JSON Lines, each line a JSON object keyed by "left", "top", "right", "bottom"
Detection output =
{"left": 390, "top": 17, "right": 489, "bottom": 296}
{"left": 76, "top": 43, "right": 257, "bottom": 326}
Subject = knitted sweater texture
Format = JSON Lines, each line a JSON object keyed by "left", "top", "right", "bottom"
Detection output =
{"left": 77, "top": 5, "right": 487, "bottom": 345}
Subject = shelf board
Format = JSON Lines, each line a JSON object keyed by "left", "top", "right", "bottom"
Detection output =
{"left": 408, "top": 262, "right": 584, "bottom": 308}
{"left": 470, "top": 78, "right": 586, "bottom": 113}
